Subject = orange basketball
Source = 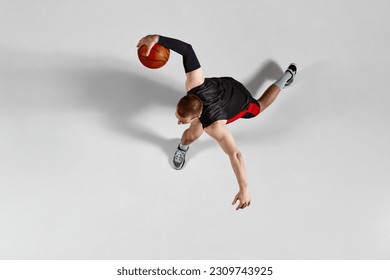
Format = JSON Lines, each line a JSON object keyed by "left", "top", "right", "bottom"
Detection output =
{"left": 138, "top": 43, "right": 170, "bottom": 69}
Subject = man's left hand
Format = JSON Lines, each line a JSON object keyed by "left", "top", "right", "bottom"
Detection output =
{"left": 232, "top": 190, "right": 251, "bottom": 211}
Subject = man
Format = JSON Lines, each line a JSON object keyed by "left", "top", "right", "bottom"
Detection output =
{"left": 137, "top": 34, "right": 297, "bottom": 211}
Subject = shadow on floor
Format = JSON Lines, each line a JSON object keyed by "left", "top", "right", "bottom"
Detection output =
{"left": 79, "top": 57, "right": 287, "bottom": 166}
{"left": 1, "top": 47, "right": 302, "bottom": 167}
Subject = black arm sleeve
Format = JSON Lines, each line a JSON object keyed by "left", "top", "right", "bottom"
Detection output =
{"left": 158, "top": 35, "right": 201, "bottom": 73}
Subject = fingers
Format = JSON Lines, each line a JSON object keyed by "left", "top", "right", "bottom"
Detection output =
{"left": 234, "top": 200, "right": 251, "bottom": 211}
{"left": 236, "top": 203, "right": 246, "bottom": 210}
{"left": 136, "top": 37, "right": 145, "bottom": 48}
{"left": 145, "top": 46, "right": 153, "bottom": 57}
{"left": 136, "top": 42, "right": 153, "bottom": 57}
{"left": 136, "top": 35, "right": 157, "bottom": 56}
{"left": 232, "top": 190, "right": 251, "bottom": 210}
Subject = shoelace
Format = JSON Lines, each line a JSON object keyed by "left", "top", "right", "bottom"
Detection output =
{"left": 174, "top": 149, "right": 186, "bottom": 163}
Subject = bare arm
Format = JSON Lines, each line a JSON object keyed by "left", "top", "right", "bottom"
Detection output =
{"left": 137, "top": 34, "right": 204, "bottom": 91}
{"left": 185, "top": 68, "right": 204, "bottom": 92}
{"left": 205, "top": 120, "right": 251, "bottom": 210}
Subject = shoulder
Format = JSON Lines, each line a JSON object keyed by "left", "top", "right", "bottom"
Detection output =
{"left": 204, "top": 120, "right": 228, "bottom": 139}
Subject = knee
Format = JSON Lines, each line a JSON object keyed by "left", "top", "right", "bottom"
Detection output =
{"left": 258, "top": 100, "right": 267, "bottom": 112}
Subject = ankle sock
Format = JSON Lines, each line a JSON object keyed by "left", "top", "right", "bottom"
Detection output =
{"left": 274, "top": 71, "right": 293, "bottom": 89}
{"left": 179, "top": 143, "right": 189, "bottom": 151}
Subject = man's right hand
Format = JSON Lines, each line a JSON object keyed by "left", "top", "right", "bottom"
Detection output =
{"left": 136, "top": 34, "right": 159, "bottom": 56}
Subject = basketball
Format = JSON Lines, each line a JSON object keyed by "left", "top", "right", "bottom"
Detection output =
{"left": 138, "top": 43, "right": 170, "bottom": 69}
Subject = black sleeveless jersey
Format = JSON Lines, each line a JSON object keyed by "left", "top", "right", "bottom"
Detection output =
{"left": 187, "top": 77, "right": 253, "bottom": 128}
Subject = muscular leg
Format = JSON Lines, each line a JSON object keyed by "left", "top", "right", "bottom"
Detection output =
{"left": 174, "top": 119, "right": 203, "bottom": 170}
{"left": 257, "top": 64, "right": 297, "bottom": 112}
{"left": 181, "top": 119, "right": 204, "bottom": 145}
{"left": 257, "top": 84, "right": 281, "bottom": 112}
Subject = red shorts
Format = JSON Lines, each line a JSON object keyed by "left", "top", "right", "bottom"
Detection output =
{"left": 226, "top": 100, "right": 261, "bottom": 124}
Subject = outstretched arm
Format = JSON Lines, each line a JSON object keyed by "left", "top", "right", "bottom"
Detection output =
{"left": 137, "top": 34, "right": 204, "bottom": 91}
{"left": 205, "top": 120, "right": 251, "bottom": 211}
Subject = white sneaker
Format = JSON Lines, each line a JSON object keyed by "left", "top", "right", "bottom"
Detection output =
{"left": 173, "top": 145, "right": 188, "bottom": 170}
{"left": 285, "top": 63, "right": 298, "bottom": 87}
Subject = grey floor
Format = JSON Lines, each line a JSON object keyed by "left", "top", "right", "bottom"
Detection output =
{"left": 1, "top": 0, "right": 389, "bottom": 259}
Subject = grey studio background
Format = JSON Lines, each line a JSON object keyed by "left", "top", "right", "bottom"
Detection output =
{"left": 0, "top": 0, "right": 389, "bottom": 259}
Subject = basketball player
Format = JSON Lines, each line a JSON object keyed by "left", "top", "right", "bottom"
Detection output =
{"left": 137, "top": 35, "right": 297, "bottom": 211}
